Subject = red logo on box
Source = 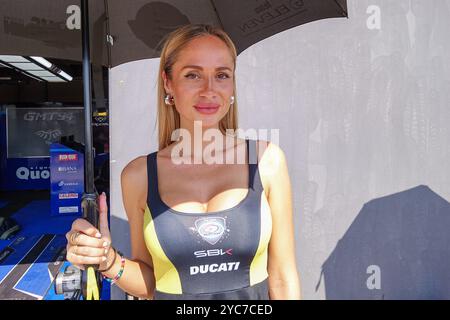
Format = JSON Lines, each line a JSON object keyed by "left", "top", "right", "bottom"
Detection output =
{"left": 59, "top": 154, "right": 78, "bottom": 161}
{"left": 59, "top": 193, "right": 79, "bottom": 200}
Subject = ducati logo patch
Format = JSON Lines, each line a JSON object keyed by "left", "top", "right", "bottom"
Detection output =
{"left": 194, "top": 217, "right": 228, "bottom": 245}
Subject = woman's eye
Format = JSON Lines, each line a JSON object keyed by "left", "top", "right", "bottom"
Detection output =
{"left": 185, "top": 73, "right": 199, "bottom": 79}
{"left": 185, "top": 73, "right": 230, "bottom": 80}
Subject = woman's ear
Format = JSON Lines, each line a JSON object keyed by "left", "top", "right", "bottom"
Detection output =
{"left": 162, "top": 70, "right": 172, "bottom": 94}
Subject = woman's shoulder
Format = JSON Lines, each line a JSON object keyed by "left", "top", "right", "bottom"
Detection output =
{"left": 254, "top": 139, "right": 284, "bottom": 165}
{"left": 255, "top": 139, "right": 288, "bottom": 196}
{"left": 121, "top": 155, "right": 149, "bottom": 178}
{"left": 120, "top": 154, "right": 152, "bottom": 197}
{"left": 120, "top": 155, "right": 151, "bottom": 214}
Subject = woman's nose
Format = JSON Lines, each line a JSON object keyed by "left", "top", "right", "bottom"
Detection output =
{"left": 200, "top": 76, "right": 217, "bottom": 95}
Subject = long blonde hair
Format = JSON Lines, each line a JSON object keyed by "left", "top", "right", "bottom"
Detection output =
{"left": 156, "top": 24, "right": 239, "bottom": 150}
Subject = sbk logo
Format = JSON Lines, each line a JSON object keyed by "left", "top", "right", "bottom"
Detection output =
{"left": 194, "top": 248, "right": 233, "bottom": 258}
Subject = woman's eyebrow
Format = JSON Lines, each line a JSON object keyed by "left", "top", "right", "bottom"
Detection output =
{"left": 181, "top": 65, "right": 232, "bottom": 72}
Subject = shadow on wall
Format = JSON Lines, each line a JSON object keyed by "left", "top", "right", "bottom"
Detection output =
{"left": 318, "top": 185, "right": 450, "bottom": 300}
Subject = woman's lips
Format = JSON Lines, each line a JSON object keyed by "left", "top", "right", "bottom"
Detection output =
{"left": 194, "top": 103, "right": 220, "bottom": 114}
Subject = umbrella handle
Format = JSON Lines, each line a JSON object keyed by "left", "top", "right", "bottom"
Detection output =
{"left": 81, "top": 193, "right": 102, "bottom": 300}
{"left": 86, "top": 267, "right": 100, "bottom": 300}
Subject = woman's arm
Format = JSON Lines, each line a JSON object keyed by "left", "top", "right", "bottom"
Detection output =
{"left": 261, "top": 142, "right": 301, "bottom": 300}
{"left": 101, "top": 156, "right": 156, "bottom": 299}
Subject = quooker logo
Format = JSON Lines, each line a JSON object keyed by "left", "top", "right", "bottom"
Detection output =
{"left": 16, "top": 167, "right": 50, "bottom": 180}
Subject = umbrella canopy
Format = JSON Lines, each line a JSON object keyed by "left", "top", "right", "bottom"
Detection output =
{"left": 107, "top": 0, "right": 348, "bottom": 67}
{"left": 0, "top": 0, "right": 108, "bottom": 66}
{"left": 0, "top": 0, "right": 348, "bottom": 67}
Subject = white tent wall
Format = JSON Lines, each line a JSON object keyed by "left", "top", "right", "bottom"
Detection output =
{"left": 109, "top": 0, "right": 450, "bottom": 300}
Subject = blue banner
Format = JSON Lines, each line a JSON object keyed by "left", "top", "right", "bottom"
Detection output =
{"left": 6, "top": 107, "right": 84, "bottom": 158}
{"left": 1, "top": 112, "right": 50, "bottom": 191}
{"left": 2, "top": 157, "right": 50, "bottom": 190}
{"left": 50, "top": 143, "right": 84, "bottom": 217}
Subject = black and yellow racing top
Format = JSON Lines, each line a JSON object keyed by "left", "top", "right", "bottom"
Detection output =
{"left": 144, "top": 139, "right": 272, "bottom": 300}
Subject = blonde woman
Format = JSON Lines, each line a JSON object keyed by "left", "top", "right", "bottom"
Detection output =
{"left": 66, "top": 24, "right": 300, "bottom": 300}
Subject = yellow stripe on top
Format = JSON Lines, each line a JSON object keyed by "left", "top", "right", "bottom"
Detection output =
{"left": 249, "top": 190, "right": 273, "bottom": 285}
{"left": 143, "top": 205, "right": 182, "bottom": 294}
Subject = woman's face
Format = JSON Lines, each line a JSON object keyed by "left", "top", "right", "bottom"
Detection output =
{"left": 162, "top": 35, "right": 235, "bottom": 130}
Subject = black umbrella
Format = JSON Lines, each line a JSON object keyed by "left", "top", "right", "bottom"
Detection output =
{"left": 106, "top": 0, "right": 348, "bottom": 67}
{"left": 1, "top": 0, "right": 348, "bottom": 300}
{"left": 0, "top": 0, "right": 348, "bottom": 67}
{"left": 0, "top": 0, "right": 107, "bottom": 65}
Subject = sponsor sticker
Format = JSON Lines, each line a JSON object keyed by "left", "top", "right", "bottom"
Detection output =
{"left": 57, "top": 166, "right": 78, "bottom": 173}
{"left": 58, "top": 154, "right": 78, "bottom": 161}
{"left": 59, "top": 206, "right": 79, "bottom": 214}
{"left": 58, "top": 193, "right": 79, "bottom": 200}
{"left": 57, "top": 181, "right": 80, "bottom": 188}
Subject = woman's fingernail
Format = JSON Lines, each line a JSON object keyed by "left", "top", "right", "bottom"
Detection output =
{"left": 103, "top": 241, "right": 109, "bottom": 247}
{"left": 104, "top": 249, "right": 108, "bottom": 255}
{"left": 95, "top": 232, "right": 102, "bottom": 238}
{"left": 102, "top": 256, "right": 107, "bottom": 261}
